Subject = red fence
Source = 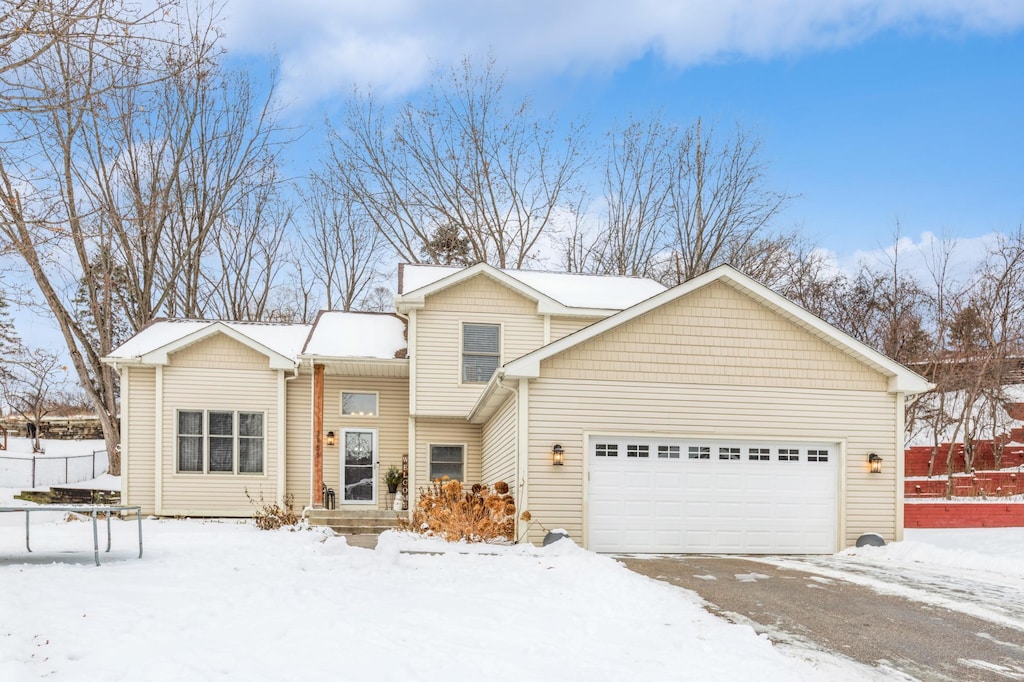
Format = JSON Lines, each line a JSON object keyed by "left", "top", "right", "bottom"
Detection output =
{"left": 905, "top": 502, "right": 1024, "bottom": 528}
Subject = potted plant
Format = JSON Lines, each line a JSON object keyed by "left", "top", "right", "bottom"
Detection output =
{"left": 385, "top": 466, "right": 403, "bottom": 494}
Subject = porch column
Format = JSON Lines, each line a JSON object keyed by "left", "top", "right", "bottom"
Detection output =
{"left": 312, "top": 363, "right": 325, "bottom": 508}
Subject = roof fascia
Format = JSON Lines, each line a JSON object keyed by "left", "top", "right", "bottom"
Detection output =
{"left": 139, "top": 322, "right": 297, "bottom": 370}
{"left": 395, "top": 263, "right": 571, "bottom": 315}
{"left": 503, "top": 265, "right": 933, "bottom": 395}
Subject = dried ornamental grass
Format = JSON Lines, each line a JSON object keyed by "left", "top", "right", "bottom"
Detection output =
{"left": 399, "top": 478, "right": 516, "bottom": 543}
{"left": 245, "top": 490, "right": 300, "bottom": 531}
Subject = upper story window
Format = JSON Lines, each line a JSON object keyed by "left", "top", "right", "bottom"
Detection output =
{"left": 341, "top": 392, "right": 377, "bottom": 417}
{"left": 462, "top": 323, "right": 500, "bottom": 383}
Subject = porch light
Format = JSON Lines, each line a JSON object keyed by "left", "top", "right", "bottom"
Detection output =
{"left": 552, "top": 444, "right": 565, "bottom": 466}
{"left": 868, "top": 453, "right": 882, "bottom": 474}
{"left": 326, "top": 431, "right": 336, "bottom": 447}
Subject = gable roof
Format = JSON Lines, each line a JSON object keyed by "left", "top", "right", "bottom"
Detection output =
{"left": 396, "top": 263, "right": 666, "bottom": 316}
{"left": 103, "top": 319, "right": 311, "bottom": 370}
{"left": 301, "top": 311, "right": 407, "bottom": 359}
{"left": 500, "top": 265, "right": 933, "bottom": 395}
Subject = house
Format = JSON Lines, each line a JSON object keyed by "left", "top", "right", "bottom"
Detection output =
{"left": 102, "top": 263, "right": 932, "bottom": 553}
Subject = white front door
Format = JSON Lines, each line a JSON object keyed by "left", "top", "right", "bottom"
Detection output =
{"left": 341, "top": 429, "right": 377, "bottom": 504}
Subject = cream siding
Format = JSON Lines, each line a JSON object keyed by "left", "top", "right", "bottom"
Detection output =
{"left": 413, "top": 419, "right": 483, "bottom": 494}
{"left": 285, "top": 372, "right": 312, "bottom": 508}
{"left": 523, "top": 281, "right": 898, "bottom": 549}
{"left": 527, "top": 380, "right": 896, "bottom": 549}
{"left": 159, "top": 334, "right": 281, "bottom": 516}
{"left": 543, "top": 281, "right": 887, "bottom": 392}
{"left": 414, "top": 275, "right": 544, "bottom": 416}
{"left": 322, "top": 376, "right": 409, "bottom": 509}
{"left": 124, "top": 366, "right": 156, "bottom": 514}
{"left": 548, "top": 316, "right": 600, "bottom": 342}
{"left": 481, "top": 392, "right": 517, "bottom": 487}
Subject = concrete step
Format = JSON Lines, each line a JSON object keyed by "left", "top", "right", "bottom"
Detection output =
{"left": 306, "top": 508, "right": 404, "bottom": 535}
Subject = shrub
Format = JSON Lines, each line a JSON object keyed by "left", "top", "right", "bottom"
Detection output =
{"left": 398, "top": 478, "right": 515, "bottom": 543}
{"left": 245, "top": 490, "right": 299, "bottom": 531}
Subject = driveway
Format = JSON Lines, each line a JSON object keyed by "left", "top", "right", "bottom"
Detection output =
{"left": 622, "top": 556, "right": 1024, "bottom": 681}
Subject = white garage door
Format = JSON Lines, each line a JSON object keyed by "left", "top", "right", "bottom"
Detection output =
{"left": 587, "top": 436, "right": 839, "bottom": 554}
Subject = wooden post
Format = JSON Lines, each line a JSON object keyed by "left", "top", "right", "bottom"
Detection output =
{"left": 313, "top": 363, "right": 325, "bottom": 508}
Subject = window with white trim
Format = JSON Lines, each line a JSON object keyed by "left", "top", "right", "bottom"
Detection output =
{"left": 176, "top": 410, "right": 264, "bottom": 474}
{"left": 688, "top": 446, "right": 710, "bottom": 460}
{"left": 748, "top": 447, "right": 770, "bottom": 461}
{"left": 658, "top": 445, "right": 680, "bottom": 459}
{"left": 341, "top": 392, "right": 377, "bottom": 417}
{"left": 429, "top": 444, "right": 464, "bottom": 481}
{"left": 595, "top": 443, "right": 618, "bottom": 457}
{"left": 462, "top": 323, "right": 500, "bottom": 383}
{"left": 627, "top": 444, "right": 649, "bottom": 458}
{"left": 719, "top": 446, "right": 741, "bottom": 460}
{"left": 778, "top": 448, "right": 800, "bottom": 462}
{"left": 807, "top": 449, "right": 829, "bottom": 462}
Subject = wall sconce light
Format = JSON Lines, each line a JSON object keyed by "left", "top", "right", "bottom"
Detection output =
{"left": 552, "top": 444, "right": 565, "bottom": 466}
{"left": 868, "top": 453, "right": 882, "bottom": 474}
{"left": 326, "top": 431, "right": 336, "bottom": 447}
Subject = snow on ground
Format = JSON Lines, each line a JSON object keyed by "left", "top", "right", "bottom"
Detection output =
{"left": 0, "top": 520, "right": 883, "bottom": 682}
{"left": 0, "top": 438, "right": 107, "bottom": 489}
{"left": 762, "top": 528, "right": 1024, "bottom": 630}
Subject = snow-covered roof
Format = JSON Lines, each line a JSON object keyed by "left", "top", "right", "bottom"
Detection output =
{"left": 399, "top": 263, "right": 666, "bottom": 312}
{"left": 105, "top": 319, "right": 311, "bottom": 368}
{"left": 498, "top": 265, "right": 934, "bottom": 395}
{"left": 302, "top": 312, "right": 406, "bottom": 359}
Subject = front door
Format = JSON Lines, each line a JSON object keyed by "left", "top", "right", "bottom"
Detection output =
{"left": 342, "top": 429, "right": 377, "bottom": 504}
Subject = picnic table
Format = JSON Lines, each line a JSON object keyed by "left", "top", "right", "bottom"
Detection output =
{"left": 0, "top": 504, "right": 143, "bottom": 566}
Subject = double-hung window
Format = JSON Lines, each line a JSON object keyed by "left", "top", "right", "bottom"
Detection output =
{"left": 176, "top": 410, "right": 264, "bottom": 474}
{"left": 462, "top": 323, "right": 500, "bottom": 383}
{"left": 429, "top": 444, "right": 465, "bottom": 481}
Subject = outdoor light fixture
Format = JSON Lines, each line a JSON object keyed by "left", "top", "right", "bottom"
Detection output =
{"left": 326, "top": 431, "right": 336, "bottom": 447}
{"left": 552, "top": 444, "right": 565, "bottom": 466}
{"left": 868, "top": 453, "right": 882, "bottom": 474}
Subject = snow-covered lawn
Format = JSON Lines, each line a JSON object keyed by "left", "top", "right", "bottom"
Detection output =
{"left": 1, "top": 517, "right": 888, "bottom": 682}
{"left": 0, "top": 438, "right": 107, "bottom": 489}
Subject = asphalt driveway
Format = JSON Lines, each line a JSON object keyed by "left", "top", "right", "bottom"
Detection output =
{"left": 622, "top": 556, "right": 1024, "bottom": 681}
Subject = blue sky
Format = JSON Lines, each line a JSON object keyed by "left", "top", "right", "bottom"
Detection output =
{"left": 222, "top": 0, "right": 1024, "bottom": 267}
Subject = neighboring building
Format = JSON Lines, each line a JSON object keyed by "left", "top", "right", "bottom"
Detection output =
{"left": 103, "top": 264, "right": 931, "bottom": 553}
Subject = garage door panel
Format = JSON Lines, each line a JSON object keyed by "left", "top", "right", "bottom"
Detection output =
{"left": 588, "top": 435, "right": 838, "bottom": 554}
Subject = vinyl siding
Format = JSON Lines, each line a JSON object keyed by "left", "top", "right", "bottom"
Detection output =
{"left": 524, "top": 282, "right": 898, "bottom": 549}
{"left": 322, "top": 376, "right": 409, "bottom": 509}
{"left": 543, "top": 281, "right": 887, "bottom": 392}
{"left": 527, "top": 380, "right": 897, "bottom": 549}
{"left": 414, "top": 275, "right": 544, "bottom": 416}
{"left": 549, "top": 316, "right": 600, "bottom": 342}
{"left": 159, "top": 334, "right": 281, "bottom": 516}
{"left": 481, "top": 393, "right": 517, "bottom": 488}
{"left": 285, "top": 372, "right": 312, "bottom": 508}
{"left": 412, "top": 419, "right": 483, "bottom": 496}
{"left": 124, "top": 366, "right": 156, "bottom": 514}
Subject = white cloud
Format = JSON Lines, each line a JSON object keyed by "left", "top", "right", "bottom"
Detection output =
{"left": 218, "top": 0, "right": 1024, "bottom": 108}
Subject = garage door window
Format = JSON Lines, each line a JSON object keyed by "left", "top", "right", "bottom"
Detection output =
{"left": 658, "top": 445, "right": 680, "bottom": 459}
{"left": 595, "top": 443, "right": 618, "bottom": 457}
{"left": 627, "top": 444, "right": 649, "bottom": 458}
{"left": 778, "top": 448, "right": 799, "bottom": 461}
{"left": 748, "top": 447, "right": 770, "bottom": 461}
{"left": 808, "top": 449, "right": 829, "bottom": 462}
{"left": 719, "top": 446, "right": 741, "bottom": 460}
{"left": 688, "top": 445, "right": 710, "bottom": 460}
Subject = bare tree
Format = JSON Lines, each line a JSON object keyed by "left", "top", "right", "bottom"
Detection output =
{"left": 661, "top": 118, "right": 795, "bottom": 285}
{"left": 590, "top": 115, "right": 675, "bottom": 277}
{"left": 296, "top": 173, "right": 383, "bottom": 311}
{"left": 0, "top": 0, "right": 173, "bottom": 117}
{"left": 0, "top": 5, "right": 287, "bottom": 473}
{"left": 0, "top": 345, "right": 68, "bottom": 452}
{"left": 331, "top": 57, "right": 586, "bottom": 268}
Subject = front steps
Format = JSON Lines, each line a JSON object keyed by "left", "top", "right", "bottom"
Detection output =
{"left": 306, "top": 508, "right": 405, "bottom": 535}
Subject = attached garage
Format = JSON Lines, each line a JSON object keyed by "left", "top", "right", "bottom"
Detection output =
{"left": 587, "top": 435, "right": 839, "bottom": 554}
